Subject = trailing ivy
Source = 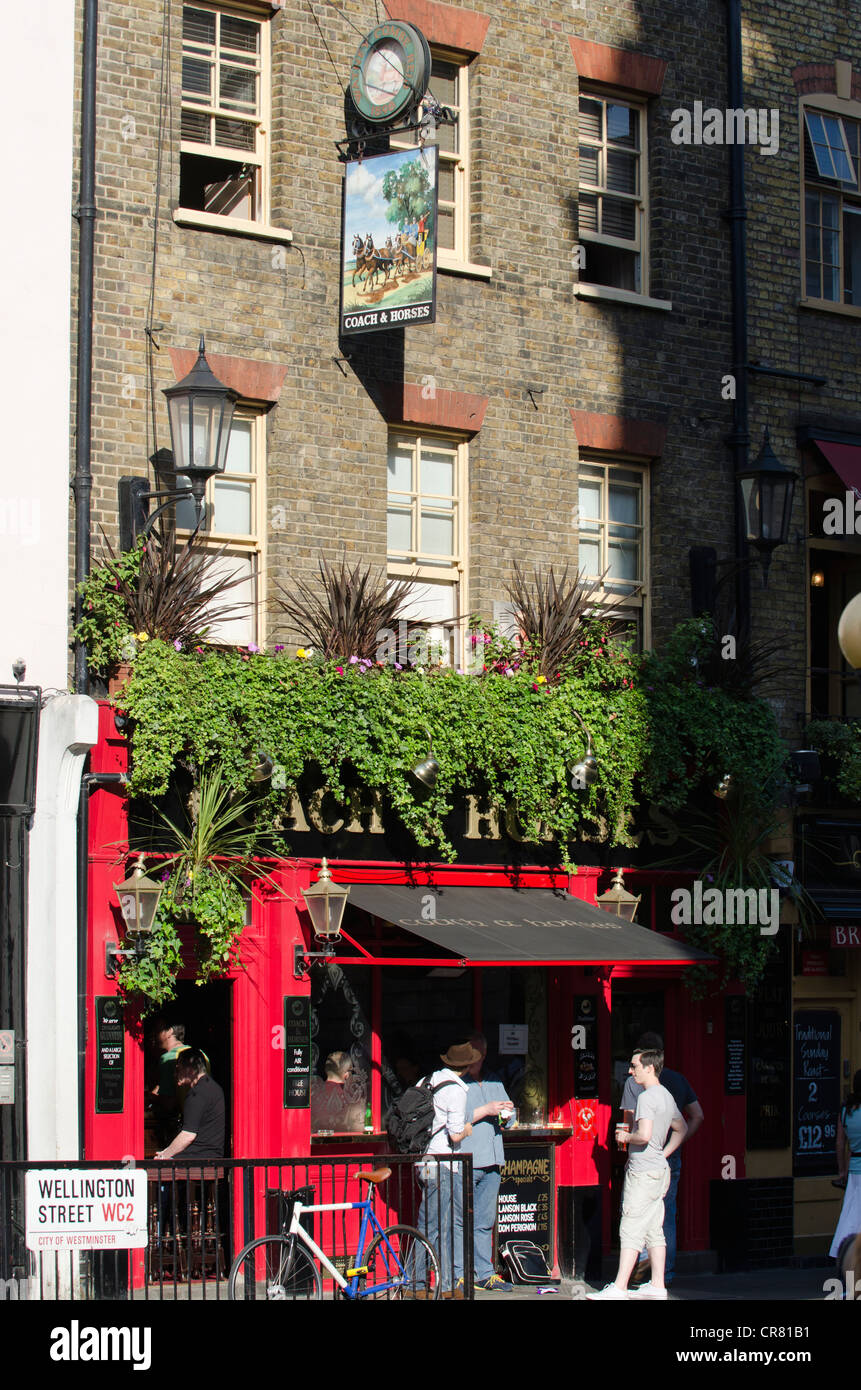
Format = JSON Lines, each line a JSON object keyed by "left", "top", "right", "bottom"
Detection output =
{"left": 115, "top": 625, "right": 784, "bottom": 866}
{"left": 805, "top": 719, "right": 861, "bottom": 802}
{"left": 639, "top": 618, "right": 785, "bottom": 811}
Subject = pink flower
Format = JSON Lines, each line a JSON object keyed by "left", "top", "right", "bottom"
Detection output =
{"left": 173, "top": 639, "right": 182, "bottom": 651}
{"left": 349, "top": 655, "right": 359, "bottom": 665}
{"left": 335, "top": 666, "right": 344, "bottom": 675}
{"left": 247, "top": 643, "right": 260, "bottom": 653}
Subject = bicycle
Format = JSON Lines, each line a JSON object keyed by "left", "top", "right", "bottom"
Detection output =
{"left": 227, "top": 1166, "right": 441, "bottom": 1300}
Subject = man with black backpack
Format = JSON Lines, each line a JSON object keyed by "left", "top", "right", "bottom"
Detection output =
{"left": 410, "top": 1042, "right": 479, "bottom": 1298}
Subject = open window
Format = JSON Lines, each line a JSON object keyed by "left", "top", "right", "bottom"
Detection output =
{"left": 180, "top": 3, "right": 270, "bottom": 226}
{"left": 578, "top": 92, "right": 647, "bottom": 294}
{"left": 803, "top": 105, "right": 861, "bottom": 308}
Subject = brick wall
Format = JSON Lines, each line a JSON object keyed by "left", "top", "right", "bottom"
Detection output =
{"left": 70, "top": 0, "right": 860, "bottom": 734}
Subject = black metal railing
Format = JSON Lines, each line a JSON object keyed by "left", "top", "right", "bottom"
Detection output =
{"left": 0, "top": 1155, "right": 473, "bottom": 1301}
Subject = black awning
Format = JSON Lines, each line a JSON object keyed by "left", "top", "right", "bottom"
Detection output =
{"left": 346, "top": 884, "right": 711, "bottom": 966}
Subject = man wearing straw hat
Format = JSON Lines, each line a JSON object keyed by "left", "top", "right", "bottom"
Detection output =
{"left": 416, "top": 1042, "right": 480, "bottom": 1298}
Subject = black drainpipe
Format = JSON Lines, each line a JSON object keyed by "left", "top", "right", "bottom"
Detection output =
{"left": 725, "top": 0, "right": 752, "bottom": 645}
{"left": 73, "top": 0, "right": 98, "bottom": 697}
{"left": 73, "top": 0, "right": 99, "bottom": 1159}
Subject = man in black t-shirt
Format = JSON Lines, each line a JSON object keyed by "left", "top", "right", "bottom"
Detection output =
{"left": 154, "top": 1051, "right": 225, "bottom": 1161}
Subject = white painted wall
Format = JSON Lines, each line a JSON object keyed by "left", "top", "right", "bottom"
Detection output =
{"left": 27, "top": 695, "right": 99, "bottom": 1160}
{"left": 0, "top": 4, "right": 75, "bottom": 692}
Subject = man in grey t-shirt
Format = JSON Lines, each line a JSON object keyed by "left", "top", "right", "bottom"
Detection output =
{"left": 586, "top": 1048, "right": 686, "bottom": 1301}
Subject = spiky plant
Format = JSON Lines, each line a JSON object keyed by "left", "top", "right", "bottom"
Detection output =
{"left": 118, "top": 534, "right": 250, "bottom": 645}
{"left": 273, "top": 554, "right": 415, "bottom": 660}
{"left": 693, "top": 563, "right": 788, "bottom": 699}
{"left": 505, "top": 562, "right": 632, "bottom": 677}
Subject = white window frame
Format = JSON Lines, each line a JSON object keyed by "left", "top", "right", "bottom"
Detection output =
{"left": 392, "top": 49, "right": 473, "bottom": 272}
{"left": 178, "top": 1, "right": 272, "bottom": 232}
{"left": 176, "top": 407, "right": 266, "bottom": 646}
{"left": 800, "top": 95, "right": 861, "bottom": 315}
{"left": 577, "top": 454, "right": 650, "bottom": 648}
{"left": 387, "top": 430, "right": 468, "bottom": 666}
{"left": 577, "top": 87, "right": 649, "bottom": 297}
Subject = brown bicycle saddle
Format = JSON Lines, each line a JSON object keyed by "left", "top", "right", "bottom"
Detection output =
{"left": 352, "top": 1167, "right": 392, "bottom": 1185}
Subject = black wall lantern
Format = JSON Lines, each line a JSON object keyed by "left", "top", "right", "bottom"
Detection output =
{"left": 737, "top": 428, "right": 797, "bottom": 586}
{"left": 0, "top": 685, "right": 41, "bottom": 817}
{"left": 119, "top": 337, "right": 239, "bottom": 546}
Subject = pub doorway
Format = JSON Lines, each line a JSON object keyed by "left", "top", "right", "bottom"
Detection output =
{"left": 143, "top": 980, "right": 233, "bottom": 1158}
{"left": 609, "top": 985, "right": 666, "bottom": 1246}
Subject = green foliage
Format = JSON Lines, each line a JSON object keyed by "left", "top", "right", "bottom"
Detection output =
{"left": 119, "top": 637, "right": 649, "bottom": 861}
{"left": 661, "top": 780, "right": 805, "bottom": 995}
{"left": 117, "top": 768, "right": 281, "bottom": 1006}
{"left": 382, "top": 157, "right": 433, "bottom": 229}
{"left": 505, "top": 562, "right": 632, "bottom": 679}
{"left": 273, "top": 555, "right": 414, "bottom": 661}
{"left": 112, "top": 612, "right": 789, "bottom": 1005}
{"left": 115, "top": 895, "right": 184, "bottom": 1011}
{"left": 73, "top": 535, "right": 248, "bottom": 677}
{"left": 640, "top": 618, "right": 785, "bottom": 810}
{"left": 805, "top": 720, "right": 861, "bottom": 801}
{"left": 73, "top": 539, "right": 144, "bottom": 676}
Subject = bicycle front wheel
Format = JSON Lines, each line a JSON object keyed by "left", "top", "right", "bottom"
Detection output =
{"left": 228, "top": 1235, "right": 322, "bottom": 1301}
{"left": 364, "top": 1224, "right": 441, "bottom": 1300}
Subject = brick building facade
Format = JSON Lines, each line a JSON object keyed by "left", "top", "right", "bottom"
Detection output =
{"left": 67, "top": 0, "right": 861, "bottom": 1268}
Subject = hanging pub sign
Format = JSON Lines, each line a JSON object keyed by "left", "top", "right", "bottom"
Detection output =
{"left": 283, "top": 995, "right": 312, "bottom": 1109}
{"left": 95, "top": 996, "right": 124, "bottom": 1115}
{"left": 340, "top": 145, "right": 439, "bottom": 336}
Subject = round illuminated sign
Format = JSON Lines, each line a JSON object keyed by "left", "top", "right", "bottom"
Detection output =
{"left": 349, "top": 22, "right": 431, "bottom": 126}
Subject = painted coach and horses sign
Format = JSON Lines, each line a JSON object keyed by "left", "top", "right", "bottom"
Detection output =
{"left": 340, "top": 144, "right": 439, "bottom": 335}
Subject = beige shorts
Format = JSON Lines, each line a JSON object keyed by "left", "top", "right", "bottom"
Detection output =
{"left": 619, "top": 1165, "right": 671, "bottom": 1251}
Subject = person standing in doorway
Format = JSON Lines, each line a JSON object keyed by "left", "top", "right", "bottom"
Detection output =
{"left": 154, "top": 1050, "right": 225, "bottom": 1161}
{"left": 461, "top": 1032, "right": 515, "bottom": 1292}
{"left": 620, "top": 1030, "right": 703, "bottom": 1286}
{"left": 587, "top": 1047, "right": 687, "bottom": 1300}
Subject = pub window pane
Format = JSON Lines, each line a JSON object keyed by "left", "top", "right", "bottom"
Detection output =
{"left": 310, "top": 964, "right": 371, "bottom": 1133}
{"left": 387, "top": 506, "right": 412, "bottom": 553}
{"left": 420, "top": 451, "right": 454, "bottom": 497}
{"left": 381, "top": 967, "right": 472, "bottom": 1116}
{"left": 212, "top": 479, "right": 252, "bottom": 535}
{"left": 420, "top": 510, "right": 454, "bottom": 556}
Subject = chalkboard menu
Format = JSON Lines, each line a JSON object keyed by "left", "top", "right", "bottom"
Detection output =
{"left": 793, "top": 1009, "right": 841, "bottom": 1176}
{"left": 746, "top": 933, "right": 791, "bottom": 1149}
{"left": 725, "top": 995, "right": 746, "bottom": 1095}
{"left": 95, "top": 996, "right": 124, "bottom": 1114}
{"left": 283, "top": 996, "right": 312, "bottom": 1109}
{"left": 497, "top": 1143, "right": 554, "bottom": 1266}
{"left": 572, "top": 995, "right": 599, "bottom": 1099}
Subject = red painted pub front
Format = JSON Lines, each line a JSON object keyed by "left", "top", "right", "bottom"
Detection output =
{"left": 86, "top": 702, "right": 743, "bottom": 1277}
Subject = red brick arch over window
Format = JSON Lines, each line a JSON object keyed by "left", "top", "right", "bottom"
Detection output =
{"left": 570, "top": 409, "right": 666, "bottom": 459}
{"left": 377, "top": 382, "right": 489, "bottom": 434}
{"left": 384, "top": 0, "right": 490, "bottom": 54}
{"left": 567, "top": 37, "right": 667, "bottom": 96}
{"left": 792, "top": 63, "right": 861, "bottom": 101}
{"left": 168, "top": 349, "right": 288, "bottom": 404}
